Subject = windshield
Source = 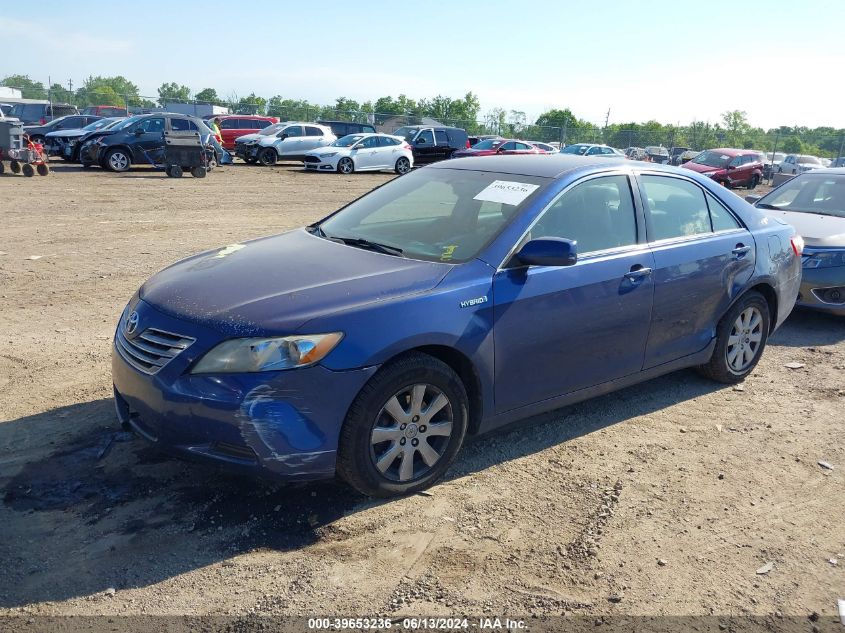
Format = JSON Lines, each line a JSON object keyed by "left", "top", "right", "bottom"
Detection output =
{"left": 472, "top": 139, "right": 505, "bottom": 150}
{"left": 317, "top": 168, "right": 549, "bottom": 263}
{"left": 258, "top": 123, "right": 285, "bottom": 136}
{"left": 692, "top": 150, "right": 731, "bottom": 168}
{"left": 758, "top": 174, "right": 845, "bottom": 218}
{"left": 561, "top": 144, "right": 589, "bottom": 155}
{"left": 798, "top": 156, "right": 821, "bottom": 165}
{"left": 82, "top": 118, "right": 113, "bottom": 132}
{"left": 332, "top": 134, "right": 367, "bottom": 147}
{"left": 393, "top": 126, "right": 418, "bottom": 142}
{"left": 110, "top": 115, "right": 144, "bottom": 131}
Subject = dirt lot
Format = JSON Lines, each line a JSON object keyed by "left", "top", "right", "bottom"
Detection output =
{"left": 0, "top": 162, "right": 843, "bottom": 624}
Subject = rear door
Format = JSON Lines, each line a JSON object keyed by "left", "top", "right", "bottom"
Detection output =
{"left": 303, "top": 125, "right": 329, "bottom": 152}
{"left": 434, "top": 129, "right": 451, "bottom": 160}
{"left": 493, "top": 173, "right": 655, "bottom": 411}
{"left": 636, "top": 173, "right": 755, "bottom": 368}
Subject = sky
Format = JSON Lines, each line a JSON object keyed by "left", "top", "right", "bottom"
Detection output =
{"left": 2, "top": 0, "right": 844, "bottom": 129}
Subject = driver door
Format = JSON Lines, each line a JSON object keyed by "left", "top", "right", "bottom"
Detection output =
{"left": 352, "top": 135, "right": 380, "bottom": 169}
{"left": 132, "top": 117, "right": 166, "bottom": 163}
{"left": 277, "top": 125, "right": 303, "bottom": 157}
{"left": 492, "top": 174, "right": 654, "bottom": 412}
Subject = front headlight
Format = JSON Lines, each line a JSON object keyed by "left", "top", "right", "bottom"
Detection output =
{"left": 191, "top": 333, "right": 343, "bottom": 374}
{"left": 803, "top": 250, "right": 845, "bottom": 269}
{"left": 321, "top": 152, "right": 338, "bottom": 158}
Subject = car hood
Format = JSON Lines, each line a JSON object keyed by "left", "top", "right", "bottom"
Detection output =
{"left": 764, "top": 210, "right": 845, "bottom": 247}
{"left": 307, "top": 145, "right": 347, "bottom": 156}
{"left": 45, "top": 128, "right": 87, "bottom": 138}
{"left": 453, "top": 148, "right": 496, "bottom": 157}
{"left": 682, "top": 161, "right": 724, "bottom": 174}
{"left": 235, "top": 133, "right": 262, "bottom": 144}
{"left": 140, "top": 229, "right": 452, "bottom": 335}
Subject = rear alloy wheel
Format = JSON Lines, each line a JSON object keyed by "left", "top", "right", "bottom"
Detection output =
{"left": 698, "top": 291, "right": 770, "bottom": 384}
{"left": 106, "top": 149, "right": 130, "bottom": 172}
{"left": 258, "top": 148, "right": 277, "bottom": 166}
{"left": 395, "top": 156, "right": 411, "bottom": 175}
{"left": 337, "top": 353, "right": 468, "bottom": 497}
{"left": 337, "top": 157, "right": 354, "bottom": 174}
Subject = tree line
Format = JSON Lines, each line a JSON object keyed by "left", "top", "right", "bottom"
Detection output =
{"left": 3, "top": 73, "right": 843, "bottom": 157}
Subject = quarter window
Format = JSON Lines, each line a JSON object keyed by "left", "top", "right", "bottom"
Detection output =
{"left": 531, "top": 175, "right": 638, "bottom": 254}
{"left": 705, "top": 191, "right": 741, "bottom": 231}
{"left": 434, "top": 130, "right": 449, "bottom": 145}
{"left": 640, "top": 175, "right": 711, "bottom": 240}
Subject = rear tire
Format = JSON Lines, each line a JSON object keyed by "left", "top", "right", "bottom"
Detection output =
{"left": 698, "top": 291, "right": 770, "bottom": 384}
{"left": 337, "top": 353, "right": 469, "bottom": 497}
{"left": 191, "top": 166, "right": 207, "bottom": 178}
{"left": 10, "top": 160, "right": 20, "bottom": 174}
{"left": 395, "top": 156, "right": 411, "bottom": 175}
{"left": 167, "top": 165, "right": 183, "bottom": 178}
{"left": 22, "top": 163, "right": 35, "bottom": 177}
{"left": 36, "top": 163, "right": 49, "bottom": 176}
{"left": 258, "top": 148, "right": 277, "bottom": 166}
{"left": 747, "top": 174, "right": 759, "bottom": 189}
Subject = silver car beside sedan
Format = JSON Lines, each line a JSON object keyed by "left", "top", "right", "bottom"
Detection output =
{"left": 749, "top": 168, "right": 845, "bottom": 315}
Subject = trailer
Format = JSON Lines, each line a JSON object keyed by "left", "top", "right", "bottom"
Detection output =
{"left": 0, "top": 119, "right": 49, "bottom": 176}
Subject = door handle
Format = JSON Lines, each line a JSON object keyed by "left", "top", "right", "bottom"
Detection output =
{"left": 624, "top": 266, "right": 652, "bottom": 282}
{"left": 732, "top": 245, "right": 751, "bottom": 259}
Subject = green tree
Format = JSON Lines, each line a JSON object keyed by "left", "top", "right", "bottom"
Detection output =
{"left": 0, "top": 74, "right": 46, "bottom": 99}
{"left": 781, "top": 136, "right": 804, "bottom": 154}
{"left": 267, "top": 96, "right": 313, "bottom": 119}
{"left": 157, "top": 82, "right": 191, "bottom": 105}
{"left": 194, "top": 88, "right": 220, "bottom": 104}
{"left": 234, "top": 93, "right": 267, "bottom": 115}
{"left": 721, "top": 110, "right": 751, "bottom": 147}
{"left": 76, "top": 75, "right": 142, "bottom": 106}
{"left": 49, "top": 83, "right": 74, "bottom": 104}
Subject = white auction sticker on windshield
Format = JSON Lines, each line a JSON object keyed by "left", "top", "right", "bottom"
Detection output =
{"left": 474, "top": 180, "right": 539, "bottom": 206}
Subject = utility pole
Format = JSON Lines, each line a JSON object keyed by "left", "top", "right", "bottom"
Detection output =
{"left": 837, "top": 134, "right": 845, "bottom": 164}
{"left": 770, "top": 130, "right": 781, "bottom": 185}
{"left": 604, "top": 108, "right": 610, "bottom": 128}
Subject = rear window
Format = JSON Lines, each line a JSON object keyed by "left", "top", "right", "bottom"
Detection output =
{"left": 10, "top": 104, "right": 45, "bottom": 119}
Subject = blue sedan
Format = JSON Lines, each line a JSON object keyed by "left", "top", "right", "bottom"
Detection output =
{"left": 112, "top": 155, "right": 802, "bottom": 497}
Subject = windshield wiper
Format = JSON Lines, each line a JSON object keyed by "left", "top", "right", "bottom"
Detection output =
{"left": 754, "top": 203, "right": 781, "bottom": 210}
{"left": 328, "top": 235, "right": 404, "bottom": 257}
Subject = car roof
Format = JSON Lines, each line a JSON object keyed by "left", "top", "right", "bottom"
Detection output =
{"left": 795, "top": 167, "right": 845, "bottom": 175}
{"left": 218, "top": 114, "right": 273, "bottom": 119}
{"left": 318, "top": 119, "right": 374, "bottom": 125}
{"left": 706, "top": 148, "right": 759, "bottom": 156}
{"left": 430, "top": 154, "right": 640, "bottom": 178}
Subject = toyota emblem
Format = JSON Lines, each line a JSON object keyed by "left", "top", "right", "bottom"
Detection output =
{"left": 125, "top": 311, "right": 139, "bottom": 336}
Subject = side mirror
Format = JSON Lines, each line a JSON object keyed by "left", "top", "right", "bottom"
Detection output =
{"left": 727, "top": 164, "right": 737, "bottom": 170}
{"left": 497, "top": 147, "right": 507, "bottom": 153}
{"left": 515, "top": 237, "right": 577, "bottom": 267}
{"left": 278, "top": 133, "right": 288, "bottom": 140}
{"left": 745, "top": 194, "right": 761, "bottom": 204}
{"left": 134, "top": 128, "right": 144, "bottom": 135}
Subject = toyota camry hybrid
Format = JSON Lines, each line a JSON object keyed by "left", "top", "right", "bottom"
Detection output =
{"left": 112, "top": 155, "right": 802, "bottom": 497}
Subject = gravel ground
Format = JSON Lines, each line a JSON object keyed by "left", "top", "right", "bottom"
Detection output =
{"left": 0, "top": 162, "right": 843, "bottom": 623}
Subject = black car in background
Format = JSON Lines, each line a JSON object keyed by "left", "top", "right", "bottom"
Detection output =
{"left": 316, "top": 120, "right": 376, "bottom": 138}
{"left": 8, "top": 102, "right": 78, "bottom": 125}
{"left": 392, "top": 125, "right": 469, "bottom": 163}
{"left": 23, "top": 115, "right": 102, "bottom": 145}
{"left": 91, "top": 113, "right": 216, "bottom": 171}
{"left": 669, "top": 146, "right": 691, "bottom": 165}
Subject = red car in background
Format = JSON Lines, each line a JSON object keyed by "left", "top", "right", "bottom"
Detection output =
{"left": 681, "top": 148, "right": 764, "bottom": 189}
{"left": 212, "top": 115, "right": 279, "bottom": 150}
{"left": 452, "top": 138, "right": 542, "bottom": 158}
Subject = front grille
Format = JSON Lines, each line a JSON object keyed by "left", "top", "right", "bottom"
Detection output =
{"left": 116, "top": 327, "right": 195, "bottom": 375}
{"left": 303, "top": 155, "right": 321, "bottom": 163}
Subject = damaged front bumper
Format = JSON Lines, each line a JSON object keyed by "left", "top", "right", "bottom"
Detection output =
{"left": 111, "top": 299, "right": 377, "bottom": 481}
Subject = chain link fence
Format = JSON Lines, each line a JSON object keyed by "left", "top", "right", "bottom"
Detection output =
{"left": 5, "top": 85, "right": 845, "bottom": 160}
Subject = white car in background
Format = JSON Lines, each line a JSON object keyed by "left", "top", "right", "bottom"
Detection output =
{"left": 779, "top": 154, "right": 822, "bottom": 175}
{"left": 243, "top": 122, "right": 336, "bottom": 165}
{"left": 304, "top": 133, "right": 413, "bottom": 174}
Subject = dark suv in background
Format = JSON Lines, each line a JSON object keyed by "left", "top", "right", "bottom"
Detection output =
{"left": 392, "top": 125, "right": 469, "bottom": 163}
{"left": 8, "top": 102, "right": 78, "bottom": 124}
{"left": 317, "top": 120, "right": 376, "bottom": 139}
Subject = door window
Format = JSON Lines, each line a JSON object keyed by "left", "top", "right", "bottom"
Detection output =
{"left": 378, "top": 136, "right": 399, "bottom": 147}
{"left": 415, "top": 129, "right": 434, "bottom": 144}
{"left": 137, "top": 118, "right": 165, "bottom": 133}
{"left": 305, "top": 126, "right": 324, "bottom": 137}
{"left": 434, "top": 130, "right": 449, "bottom": 145}
{"left": 640, "top": 175, "right": 711, "bottom": 241}
{"left": 219, "top": 118, "right": 239, "bottom": 129}
{"left": 530, "top": 175, "right": 638, "bottom": 254}
{"left": 356, "top": 136, "right": 379, "bottom": 148}
{"left": 170, "top": 118, "right": 198, "bottom": 131}
{"left": 281, "top": 125, "right": 303, "bottom": 138}
{"left": 706, "top": 192, "right": 742, "bottom": 232}
{"left": 514, "top": 142, "right": 533, "bottom": 151}
{"left": 500, "top": 142, "right": 517, "bottom": 151}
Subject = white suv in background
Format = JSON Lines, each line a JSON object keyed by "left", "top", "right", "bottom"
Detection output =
{"left": 244, "top": 122, "right": 336, "bottom": 165}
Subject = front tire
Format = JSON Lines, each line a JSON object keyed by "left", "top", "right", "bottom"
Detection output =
{"left": 258, "top": 148, "right": 277, "bottom": 166}
{"left": 337, "top": 157, "right": 354, "bottom": 174}
{"left": 747, "top": 174, "right": 759, "bottom": 189}
{"left": 698, "top": 291, "right": 770, "bottom": 384}
{"left": 337, "top": 353, "right": 469, "bottom": 497}
{"left": 395, "top": 156, "right": 411, "bottom": 175}
{"left": 106, "top": 148, "right": 131, "bottom": 172}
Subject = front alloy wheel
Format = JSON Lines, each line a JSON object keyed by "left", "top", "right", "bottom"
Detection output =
{"left": 107, "top": 149, "right": 130, "bottom": 172}
{"left": 337, "top": 352, "right": 468, "bottom": 497}
{"left": 370, "top": 384, "right": 453, "bottom": 483}
{"left": 337, "top": 157, "right": 354, "bottom": 174}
